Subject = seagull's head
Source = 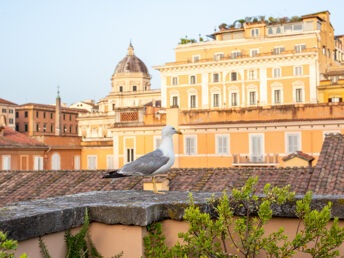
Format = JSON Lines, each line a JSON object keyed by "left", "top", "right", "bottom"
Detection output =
{"left": 161, "top": 125, "right": 182, "bottom": 137}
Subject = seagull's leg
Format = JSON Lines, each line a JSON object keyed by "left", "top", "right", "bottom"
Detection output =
{"left": 152, "top": 176, "right": 166, "bottom": 194}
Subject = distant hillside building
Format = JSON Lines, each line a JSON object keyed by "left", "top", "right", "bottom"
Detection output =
{"left": 0, "top": 98, "right": 17, "bottom": 130}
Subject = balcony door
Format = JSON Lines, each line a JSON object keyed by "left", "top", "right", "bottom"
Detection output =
{"left": 250, "top": 134, "right": 264, "bottom": 162}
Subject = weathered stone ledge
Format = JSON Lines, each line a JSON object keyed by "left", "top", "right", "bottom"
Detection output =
{"left": 1, "top": 191, "right": 344, "bottom": 241}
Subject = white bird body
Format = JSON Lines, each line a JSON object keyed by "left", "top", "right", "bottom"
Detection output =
{"left": 104, "top": 126, "right": 182, "bottom": 178}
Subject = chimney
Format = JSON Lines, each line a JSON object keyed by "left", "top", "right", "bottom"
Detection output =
{"left": 55, "top": 87, "right": 61, "bottom": 136}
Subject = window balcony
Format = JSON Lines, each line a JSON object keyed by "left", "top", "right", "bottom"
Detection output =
{"left": 232, "top": 153, "right": 279, "bottom": 167}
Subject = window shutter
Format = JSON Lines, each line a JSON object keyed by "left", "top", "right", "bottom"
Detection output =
{"left": 223, "top": 136, "right": 228, "bottom": 154}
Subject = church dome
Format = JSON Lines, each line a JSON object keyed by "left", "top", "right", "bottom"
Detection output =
{"left": 113, "top": 44, "right": 149, "bottom": 75}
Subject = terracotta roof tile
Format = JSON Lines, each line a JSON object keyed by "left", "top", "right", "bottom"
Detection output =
{"left": 0, "top": 127, "right": 47, "bottom": 148}
{"left": 0, "top": 98, "right": 17, "bottom": 105}
{"left": 0, "top": 134, "right": 343, "bottom": 207}
{"left": 282, "top": 151, "right": 314, "bottom": 162}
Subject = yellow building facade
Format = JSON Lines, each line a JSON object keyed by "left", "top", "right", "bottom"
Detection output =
{"left": 81, "top": 11, "right": 344, "bottom": 170}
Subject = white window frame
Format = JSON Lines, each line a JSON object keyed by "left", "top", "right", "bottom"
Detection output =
{"left": 273, "top": 46, "right": 285, "bottom": 55}
{"left": 188, "top": 89, "right": 198, "bottom": 109}
{"left": 248, "top": 69, "right": 256, "bottom": 80}
{"left": 169, "top": 90, "right": 180, "bottom": 107}
{"left": 228, "top": 87, "right": 239, "bottom": 107}
{"left": 231, "top": 51, "right": 242, "bottom": 59}
{"left": 51, "top": 153, "right": 61, "bottom": 170}
{"left": 189, "top": 75, "right": 197, "bottom": 84}
{"left": 192, "top": 55, "right": 200, "bottom": 63}
{"left": 285, "top": 132, "right": 301, "bottom": 154}
{"left": 293, "top": 83, "right": 305, "bottom": 103}
{"left": 2, "top": 155, "right": 11, "bottom": 170}
{"left": 87, "top": 155, "right": 97, "bottom": 170}
{"left": 153, "top": 136, "right": 162, "bottom": 149}
{"left": 213, "top": 73, "right": 220, "bottom": 83}
{"left": 106, "top": 155, "right": 115, "bottom": 169}
{"left": 171, "top": 76, "right": 178, "bottom": 85}
{"left": 214, "top": 52, "right": 224, "bottom": 61}
{"left": 184, "top": 135, "right": 197, "bottom": 155}
{"left": 211, "top": 87, "right": 221, "bottom": 108}
{"left": 295, "top": 44, "right": 306, "bottom": 53}
{"left": 250, "top": 48, "right": 259, "bottom": 57}
{"left": 249, "top": 134, "right": 264, "bottom": 162}
{"left": 251, "top": 28, "right": 259, "bottom": 37}
{"left": 273, "top": 67, "right": 281, "bottom": 78}
{"left": 294, "top": 66, "right": 303, "bottom": 76}
{"left": 248, "top": 91, "right": 257, "bottom": 105}
{"left": 216, "top": 134, "right": 230, "bottom": 155}
{"left": 74, "top": 155, "right": 80, "bottom": 170}
{"left": 271, "top": 83, "right": 283, "bottom": 104}
{"left": 33, "top": 156, "right": 43, "bottom": 171}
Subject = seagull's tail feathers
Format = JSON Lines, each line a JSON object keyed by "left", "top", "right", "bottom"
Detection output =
{"left": 103, "top": 170, "right": 129, "bottom": 179}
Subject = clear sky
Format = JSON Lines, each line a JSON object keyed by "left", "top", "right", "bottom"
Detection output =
{"left": 1, "top": 0, "right": 343, "bottom": 105}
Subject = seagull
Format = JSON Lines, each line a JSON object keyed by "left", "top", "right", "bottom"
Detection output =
{"left": 103, "top": 126, "right": 182, "bottom": 194}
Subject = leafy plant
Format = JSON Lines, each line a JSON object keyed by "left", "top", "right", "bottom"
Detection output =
{"left": 143, "top": 177, "right": 344, "bottom": 257}
{"left": 0, "top": 231, "right": 27, "bottom": 258}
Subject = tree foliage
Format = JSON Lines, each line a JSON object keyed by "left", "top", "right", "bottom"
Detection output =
{"left": 143, "top": 177, "right": 344, "bottom": 257}
{"left": 0, "top": 231, "right": 27, "bottom": 258}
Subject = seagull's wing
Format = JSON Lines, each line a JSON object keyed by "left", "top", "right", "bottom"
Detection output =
{"left": 119, "top": 149, "right": 169, "bottom": 176}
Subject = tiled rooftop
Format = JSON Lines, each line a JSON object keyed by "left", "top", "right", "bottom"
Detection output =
{"left": 0, "top": 127, "right": 47, "bottom": 148}
{"left": 0, "top": 98, "right": 17, "bottom": 106}
{"left": 0, "top": 134, "right": 343, "bottom": 207}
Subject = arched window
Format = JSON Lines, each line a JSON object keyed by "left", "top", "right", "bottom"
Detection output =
{"left": 51, "top": 153, "right": 60, "bottom": 170}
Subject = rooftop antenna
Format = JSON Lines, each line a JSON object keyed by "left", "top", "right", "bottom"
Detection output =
{"left": 57, "top": 85, "right": 60, "bottom": 98}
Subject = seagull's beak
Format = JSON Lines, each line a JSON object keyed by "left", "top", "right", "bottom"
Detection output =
{"left": 176, "top": 130, "right": 182, "bottom": 135}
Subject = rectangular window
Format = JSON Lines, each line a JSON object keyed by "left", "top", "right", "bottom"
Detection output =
{"left": 249, "top": 91, "right": 256, "bottom": 105}
{"left": 251, "top": 28, "right": 259, "bottom": 37}
{"left": 231, "top": 72, "right": 237, "bottom": 81}
{"left": 172, "top": 77, "right": 178, "bottom": 85}
{"left": 9, "top": 109, "right": 13, "bottom": 114}
{"left": 36, "top": 111, "right": 39, "bottom": 118}
{"left": 133, "top": 85, "right": 137, "bottom": 91}
{"left": 34, "top": 156, "right": 43, "bottom": 171}
{"left": 87, "top": 155, "right": 97, "bottom": 170}
{"left": 69, "top": 114, "right": 71, "bottom": 121}
{"left": 213, "top": 94, "right": 219, "bottom": 107}
{"left": 286, "top": 133, "right": 300, "bottom": 153}
{"left": 231, "top": 51, "right": 241, "bottom": 59}
{"left": 216, "top": 135, "right": 229, "bottom": 155}
{"left": 24, "top": 123, "right": 28, "bottom": 132}
{"left": 214, "top": 53, "right": 224, "bottom": 61}
{"left": 294, "top": 66, "right": 303, "bottom": 76}
{"left": 16, "top": 112, "right": 19, "bottom": 118}
{"left": 16, "top": 124, "right": 19, "bottom": 131}
{"left": 250, "top": 49, "right": 259, "bottom": 57}
{"left": 190, "top": 95, "right": 196, "bottom": 108}
{"left": 51, "top": 124, "right": 54, "bottom": 132}
{"left": 172, "top": 96, "right": 178, "bottom": 107}
{"left": 43, "top": 123, "right": 46, "bottom": 132}
{"left": 36, "top": 123, "right": 39, "bottom": 132}
{"left": 231, "top": 92, "right": 238, "bottom": 106}
{"left": 9, "top": 118, "right": 14, "bottom": 124}
{"left": 50, "top": 113, "right": 53, "bottom": 119}
{"left": 295, "top": 44, "right": 306, "bottom": 53}
{"left": 106, "top": 155, "right": 115, "bottom": 169}
{"left": 293, "top": 24, "right": 303, "bottom": 31}
{"left": 74, "top": 156, "right": 80, "bottom": 170}
{"left": 119, "top": 86, "right": 123, "bottom": 92}
{"left": 213, "top": 73, "right": 219, "bottom": 82}
{"left": 273, "top": 47, "right": 285, "bottom": 55}
{"left": 70, "top": 125, "right": 72, "bottom": 133}
{"left": 126, "top": 148, "right": 134, "bottom": 163}
{"left": 24, "top": 111, "right": 28, "bottom": 118}
{"left": 192, "top": 55, "right": 200, "bottom": 63}
{"left": 190, "top": 75, "right": 196, "bottom": 84}
{"left": 248, "top": 70, "right": 256, "bottom": 80}
{"left": 250, "top": 134, "right": 264, "bottom": 162}
{"left": 63, "top": 114, "right": 65, "bottom": 120}
{"left": 2, "top": 155, "right": 11, "bottom": 170}
{"left": 2, "top": 108, "right": 6, "bottom": 113}
{"left": 295, "top": 88, "right": 303, "bottom": 102}
{"left": 185, "top": 136, "right": 196, "bottom": 155}
{"left": 43, "top": 112, "right": 46, "bottom": 119}
{"left": 274, "top": 89, "right": 281, "bottom": 104}
{"left": 273, "top": 68, "right": 281, "bottom": 78}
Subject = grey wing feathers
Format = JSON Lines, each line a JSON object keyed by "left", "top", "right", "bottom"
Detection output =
{"left": 120, "top": 149, "right": 169, "bottom": 176}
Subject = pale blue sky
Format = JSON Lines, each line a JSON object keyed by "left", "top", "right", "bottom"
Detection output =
{"left": 1, "top": 0, "right": 343, "bottom": 105}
